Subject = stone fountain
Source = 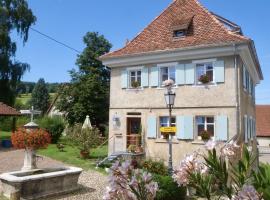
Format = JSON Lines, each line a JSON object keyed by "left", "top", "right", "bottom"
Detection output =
{"left": 0, "top": 109, "right": 82, "bottom": 200}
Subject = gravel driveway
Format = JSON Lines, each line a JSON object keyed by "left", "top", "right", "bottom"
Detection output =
{"left": 0, "top": 149, "right": 107, "bottom": 200}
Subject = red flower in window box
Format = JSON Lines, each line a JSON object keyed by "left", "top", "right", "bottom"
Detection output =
{"left": 198, "top": 74, "right": 210, "bottom": 84}
{"left": 11, "top": 128, "right": 51, "bottom": 150}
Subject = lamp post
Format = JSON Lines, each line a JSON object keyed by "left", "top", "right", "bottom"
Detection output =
{"left": 164, "top": 80, "right": 176, "bottom": 176}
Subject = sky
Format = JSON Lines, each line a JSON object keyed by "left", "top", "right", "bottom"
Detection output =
{"left": 13, "top": 0, "right": 269, "bottom": 104}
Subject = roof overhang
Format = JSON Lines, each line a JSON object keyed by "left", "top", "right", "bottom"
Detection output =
{"left": 100, "top": 42, "right": 262, "bottom": 83}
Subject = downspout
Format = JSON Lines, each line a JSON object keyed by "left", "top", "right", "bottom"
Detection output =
{"left": 233, "top": 43, "right": 241, "bottom": 143}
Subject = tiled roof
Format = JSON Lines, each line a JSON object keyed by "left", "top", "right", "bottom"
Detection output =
{"left": 0, "top": 102, "right": 20, "bottom": 116}
{"left": 256, "top": 105, "right": 270, "bottom": 137}
{"left": 101, "top": 0, "right": 249, "bottom": 59}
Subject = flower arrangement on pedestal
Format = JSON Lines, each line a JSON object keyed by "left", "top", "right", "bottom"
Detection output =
{"left": 11, "top": 128, "right": 51, "bottom": 150}
{"left": 198, "top": 74, "right": 210, "bottom": 84}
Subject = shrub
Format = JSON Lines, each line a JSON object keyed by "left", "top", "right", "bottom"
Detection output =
{"left": 252, "top": 163, "right": 270, "bottom": 199}
{"left": 0, "top": 117, "right": 13, "bottom": 132}
{"left": 142, "top": 159, "right": 168, "bottom": 176}
{"left": 38, "top": 116, "right": 65, "bottom": 144}
{"left": 153, "top": 174, "right": 186, "bottom": 200}
{"left": 11, "top": 128, "right": 51, "bottom": 149}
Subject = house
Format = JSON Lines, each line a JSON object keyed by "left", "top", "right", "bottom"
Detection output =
{"left": 100, "top": 0, "right": 263, "bottom": 164}
{"left": 256, "top": 105, "right": 270, "bottom": 147}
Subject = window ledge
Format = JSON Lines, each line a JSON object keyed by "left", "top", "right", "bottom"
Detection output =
{"left": 156, "top": 86, "right": 178, "bottom": 90}
{"left": 125, "top": 88, "right": 144, "bottom": 91}
{"left": 155, "top": 139, "right": 179, "bottom": 144}
{"left": 191, "top": 140, "right": 206, "bottom": 145}
{"left": 192, "top": 83, "right": 217, "bottom": 87}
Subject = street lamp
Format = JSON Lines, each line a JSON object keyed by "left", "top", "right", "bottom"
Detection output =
{"left": 163, "top": 79, "right": 176, "bottom": 176}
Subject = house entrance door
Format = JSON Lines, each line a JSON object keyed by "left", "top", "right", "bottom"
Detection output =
{"left": 127, "top": 118, "right": 141, "bottom": 149}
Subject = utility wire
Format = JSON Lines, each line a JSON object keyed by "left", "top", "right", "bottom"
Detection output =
{"left": 30, "top": 27, "right": 82, "bottom": 54}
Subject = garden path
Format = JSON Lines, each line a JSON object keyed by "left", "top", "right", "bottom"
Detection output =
{"left": 0, "top": 149, "right": 107, "bottom": 200}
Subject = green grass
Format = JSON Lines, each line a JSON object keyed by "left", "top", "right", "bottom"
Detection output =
{"left": 38, "top": 140, "right": 108, "bottom": 173}
{"left": 17, "top": 93, "right": 31, "bottom": 104}
{"left": 0, "top": 131, "right": 11, "bottom": 140}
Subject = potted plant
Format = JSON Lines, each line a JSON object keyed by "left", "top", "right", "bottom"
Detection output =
{"left": 135, "top": 145, "right": 144, "bottom": 153}
{"left": 198, "top": 74, "right": 210, "bottom": 84}
{"left": 200, "top": 130, "right": 211, "bottom": 141}
{"left": 70, "top": 127, "right": 101, "bottom": 159}
{"left": 128, "top": 144, "right": 137, "bottom": 153}
{"left": 131, "top": 81, "right": 140, "bottom": 88}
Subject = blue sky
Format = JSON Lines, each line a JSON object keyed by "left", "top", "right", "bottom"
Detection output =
{"left": 14, "top": 0, "right": 269, "bottom": 104}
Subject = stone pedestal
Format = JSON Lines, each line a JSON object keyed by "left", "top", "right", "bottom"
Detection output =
{"left": 22, "top": 149, "right": 37, "bottom": 171}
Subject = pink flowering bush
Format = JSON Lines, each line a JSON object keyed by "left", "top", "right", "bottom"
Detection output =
{"left": 103, "top": 160, "right": 158, "bottom": 200}
{"left": 173, "top": 140, "right": 262, "bottom": 200}
{"left": 232, "top": 185, "right": 262, "bottom": 200}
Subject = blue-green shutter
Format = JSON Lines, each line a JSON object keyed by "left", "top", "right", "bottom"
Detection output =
{"left": 147, "top": 116, "right": 157, "bottom": 139}
{"left": 214, "top": 60, "right": 225, "bottom": 83}
{"left": 244, "top": 115, "right": 248, "bottom": 143}
{"left": 176, "top": 116, "right": 184, "bottom": 139}
{"left": 150, "top": 67, "right": 158, "bottom": 87}
{"left": 141, "top": 67, "right": 149, "bottom": 87}
{"left": 121, "top": 69, "right": 128, "bottom": 88}
{"left": 216, "top": 115, "right": 228, "bottom": 141}
{"left": 249, "top": 77, "right": 252, "bottom": 94}
{"left": 185, "top": 63, "right": 195, "bottom": 85}
{"left": 249, "top": 117, "right": 252, "bottom": 140}
{"left": 243, "top": 66, "right": 246, "bottom": 89}
{"left": 176, "top": 64, "right": 185, "bottom": 85}
{"left": 177, "top": 116, "right": 193, "bottom": 140}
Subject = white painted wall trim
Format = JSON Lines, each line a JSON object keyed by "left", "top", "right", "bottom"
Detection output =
{"left": 192, "top": 58, "right": 217, "bottom": 64}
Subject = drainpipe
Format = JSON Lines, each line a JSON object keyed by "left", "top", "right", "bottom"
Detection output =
{"left": 233, "top": 44, "right": 241, "bottom": 143}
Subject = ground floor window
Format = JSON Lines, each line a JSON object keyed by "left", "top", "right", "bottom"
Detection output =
{"left": 196, "top": 116, "right": 215, "bottom": 139}
{"left": 159, "top": 116, "right": 176, "bottom": 138}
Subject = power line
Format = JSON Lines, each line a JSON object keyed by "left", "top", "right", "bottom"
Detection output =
{"left": 30, "top": 27, "right": 82, "bottom": 54}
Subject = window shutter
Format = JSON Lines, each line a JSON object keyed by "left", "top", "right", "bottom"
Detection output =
{"left": 244, "top": 115, "right": 248, "bottom": 143}
{"left": 121, "top": 69, "right": 128, "bottom": 89}
{"left": 141, "top": 67, "right": 149, "bottom": 87}
{"left": 253, "top": 118, "right": 256, "bottom": 138}
{"left": 214, "top": 60, "right": 225, "bottom": 83}
{"left": 249, "top": 117, "right": 252, "bottom": 139}
{"left": 243, "top": 66, "right": 246, "bottom": 89}
{"left": 176, "top": 64, "right": 185, "bottom": 85}
{"left": 150, "top": 67, "right": 158, "bottom": 87}
{"left": 147, "top": 116, "right": 157, "bottom": 139}
{"left": 215, "top": 115, "right": 228, "bottom": 141}
{"left": 176, "top": 116, "right": 184, "bottom": 139}
{"left": 177, "top": 116, "right": 193, "bottom": 140}
{"left": 185, "top": 63, "right": 195, "bottom": 85}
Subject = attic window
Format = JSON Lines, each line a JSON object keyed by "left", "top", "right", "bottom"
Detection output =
{"left": 173, "top": 30, "right": 186, "bottom": 38}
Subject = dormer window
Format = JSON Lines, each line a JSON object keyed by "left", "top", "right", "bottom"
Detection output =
{"left": 173, "top": 30, "right": 186, "bottom": 38}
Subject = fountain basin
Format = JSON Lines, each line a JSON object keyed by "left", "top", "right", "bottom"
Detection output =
{"left": 0, "top": 167, "right": 82, "bottom": 200}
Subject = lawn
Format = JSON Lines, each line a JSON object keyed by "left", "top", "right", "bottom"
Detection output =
{"left": 16, "top": 93, "right": 31, "bottom": 105}
{"left": 0, "top": 131, "right": 11, "bottom": 140}
{"left": 38, "top": 139, "right": 108, "bottom": 172}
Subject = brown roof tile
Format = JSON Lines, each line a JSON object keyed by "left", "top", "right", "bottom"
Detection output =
{"left": 101, "top": 0, "right": 249, "bottom": 59}
{"left": 256, "top": 105, "right": 270, "bottom": 137}
{"left": 0, "top": 102, "right": 20, "bottom": 116}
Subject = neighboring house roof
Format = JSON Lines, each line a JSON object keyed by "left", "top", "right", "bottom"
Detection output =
{"left": 256, "top": 105, "right": 270, "bottom": 137}
{"left": 0, "top": 102, "right": 20, "bottom": 116}
{"left": 100, "top": 0, "right": 262, "bottom": 79}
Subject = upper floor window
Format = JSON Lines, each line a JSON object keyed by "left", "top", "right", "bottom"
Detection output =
{"left": 160, "top": 66, "right": 176, "bottom": 86}
{"left": 196, "top": 63, "right": 214, "bottom": 84}
{"left": 196, "top": 116, "right": 215, "bottom": 139}
{"left": 173, "top": 30, "right": 186, "bottom": 38}
{"left": 129, "top": 70, "right": 141, "bottom": 88}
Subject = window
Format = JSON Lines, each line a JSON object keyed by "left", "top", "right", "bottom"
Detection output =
{"left": 196, "top": 63, "right": 214, "bottom": 84}
{"left": 173, "top": 30, "right": 185, "bottom": 38}
{"left": 129, "top": 70, "right": 141, "bottom": 88}
{"left": 159, "top": 66, "right": 176, "bottom": 86}
{"left": 196, "top": 116, "right": 215, "bottom": 138}
{"left": 159, "top": 116, "right": 176, "bottom": 138}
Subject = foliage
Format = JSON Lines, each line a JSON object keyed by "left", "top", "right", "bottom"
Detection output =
{"left": 38, "top": 116, "right": 65, "bottom": 144}
{"left": 0, "top": 0, "right": 36, "bottom": 105}
{"left": 57, "top": 32, "right": 112, "bottom": 127}
{"left": 31, "top": 78, "right": 50, "bottom": 114}
{"left": 0, "top": 131, "right": 11, "bottom": 140}
{"left": 142, "top": 159, "right": 168, "bottom": 176}
{"left": 69, "top": 127, "right": 101, "bottom": 153}
{"left": 252, "top": 163, "right": 270, "bottom": 199}
{"left": 103, "top": 160, "right": 158, "bottom": 200}
{"left": 200, "top": 130, "right": 211, "bottom": 141}
{"left": 198, "top": 74, "right": 210, "bottom": 84}
{"left": 127, "top": 144, "right": 137, "bottom": 153}
{"left": 11, "top": 128, "right": 51, "bottom": 150}
{"left": 0, "top": 117, "right": 14, "bottom": 132}
{"left": 173, "top": 140, "right": 263, "bottom": 200}
{"left": 153, "top": 174, "right": 186, "bottom": 200}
